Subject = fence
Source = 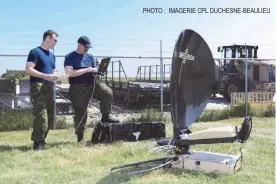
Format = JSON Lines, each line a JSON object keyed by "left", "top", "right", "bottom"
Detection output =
{"left": 0, "top": 54, "right": 275, "bottom": 127}
{"left": 231, "top": 92, "right": 275, "bottom": 106}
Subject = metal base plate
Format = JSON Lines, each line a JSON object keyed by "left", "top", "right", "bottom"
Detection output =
{"left": 171, "top": 151, "right": 243, "bottom": 173}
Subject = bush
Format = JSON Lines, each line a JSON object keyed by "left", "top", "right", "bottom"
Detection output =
{"left": 0, "top": 108, "right": 72, "bottom": 131}
{"left": 55, "top": 116, "right": 73, "bottom": 129}
{"left": 196, "top": 102, "right": 275, "bottom": 122}
{"left": 196, "top": 109, "right": 230, "bottom": 122}
{"left": 261, "top": 103, "right": 275, "bottom": 117}
{"left": 229, "top": 102, "right": 251, "bottom": 117}
{"left": 252, "top": 103, "right": 275, "bottom": 117}
{"left": 125, "top": 108, "right": 168, "bottom": 122}
{"left": 0, "top": 108, "right": 33, "bottom": 131}
{"left": 196, "top": 102, "right": 251, "bottom": 122}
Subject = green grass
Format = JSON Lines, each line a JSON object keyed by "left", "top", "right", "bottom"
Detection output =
{"left": 0, "top": 117, "right": 274, "bottom": 184}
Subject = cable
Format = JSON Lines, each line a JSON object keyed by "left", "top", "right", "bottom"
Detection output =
{"left": 110, "top": 156, "right": 173, "bottom": 175}
{"left": 225, "top": 144, "right": 233, "bottom": 155}
{"left": 1, "top": 34, "right": 276, "bottom": 45}
{"left": 126, "top": 159, "right": 173, "bottom": 175}
{"left": 60, "top": 74, "right": 98, "bottom": 148}
{"left": 0, "top": 42, "right": 175, "bottom": 48}
{"left": 0, "top": 34, "right": 162, "bottom": 42}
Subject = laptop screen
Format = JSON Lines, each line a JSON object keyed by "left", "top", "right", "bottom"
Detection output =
{"left": 98, "top": 57, "right": 111, "bottom": 73}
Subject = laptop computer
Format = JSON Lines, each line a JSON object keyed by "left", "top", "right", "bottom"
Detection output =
{"left": 97, "top": 57, "right": 111, "bottom": 73}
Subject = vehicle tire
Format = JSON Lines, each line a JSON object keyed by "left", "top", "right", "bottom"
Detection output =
{"left": 224, "top": 82, "right": 239, "bottom": 102}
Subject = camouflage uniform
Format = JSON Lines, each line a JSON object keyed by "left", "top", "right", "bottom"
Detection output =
{"left": 30, "top": 82, "right": 54, "bottom": 142}
{"left": 69, "top": 81, "right": 113, "bottom": 136}
{"left": 64, "top": 36, "right": 119, "bottom": 142}
{"left": 26, "top": 45, "right": 56, "bottom": 150}
{"left": 94, "top": 81, "right": 113, "bottom": 118}
{"left": 69, "top": 84, "right": 94, "bottom": 135}
{"left": 93, "top": 58, "right": 113, "bottom": 117}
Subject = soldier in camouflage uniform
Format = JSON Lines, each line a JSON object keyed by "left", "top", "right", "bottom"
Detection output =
{"left": 64, "top": 36, "right": 119, "bottom": 142}
{"left": 25, "top": 30, "right": 58, "bottom": 150}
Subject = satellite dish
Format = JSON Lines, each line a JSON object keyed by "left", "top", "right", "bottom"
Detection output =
{"left": 170, "top": 29, "right": 215, "bottom": 138}
{"left": 110, "top": 29, "right": 252, "bottom": 175}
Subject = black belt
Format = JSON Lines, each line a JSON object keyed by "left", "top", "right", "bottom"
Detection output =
{"left": 31, "top": 82, "right": 53, "bottom": 86}
{"left": 71, "top": 84, "right": 92, "bottom": 86}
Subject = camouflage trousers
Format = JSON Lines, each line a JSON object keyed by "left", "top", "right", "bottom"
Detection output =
{"left": 69, "top": 82, "right": 113, "bottom": 135}
{"left": 30, "top": 82, "right": 54, "bottom": 143}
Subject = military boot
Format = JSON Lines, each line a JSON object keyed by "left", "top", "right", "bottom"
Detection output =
{"left": 77, "top": 133, "right": 84, "bottom": 142}
{"left": 33, "top": 142, "right": 44, "bottom": 151}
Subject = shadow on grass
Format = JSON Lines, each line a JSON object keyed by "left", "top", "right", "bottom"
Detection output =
{"left": 96, "top": 172, "right": 133, "bottom": 184}
{"left": 96, "top": 168, "right": 152, "bottom": 184}
{"left": 0, "top": 145, "right": 32, "bottom": 152}
{"left": 96, "top": 157, "right": 170, "bottom": 184}
{"left": 45, "top": 141, "right": 78, "bottom": 148}
{"left": 164, "top": 168, "right": 226, "bottom": 179}
{"left": 96, "top": 166, "right": 226, "bottom": 184}
{"left": 0, "top": 139, "right": 109, "bottom": 152}
{"left": 0, "top": 141, "right": 76, "bottom": 152}
{"left": 45, "top": 140, "right": 110, "bottom": 149}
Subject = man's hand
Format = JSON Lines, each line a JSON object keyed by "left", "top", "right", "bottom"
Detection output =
{"left": 86, "top": 67, "right": 98, "bottom": 73}
{"left": 26, "top": 62, "right": 56, "bottom": 80}
{"left": 43, "top": 74, "right": 56, "bottom": 81}
{"left": 65, "top": 66, "right": 98, "bottom": 77}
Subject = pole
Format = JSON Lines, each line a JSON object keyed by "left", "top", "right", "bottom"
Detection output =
{"left": 244, "top": 43, "right": 248, "bottom": 117}
{"left": 160, "top": 40, "right": 164, "bottom": 113}
{"left": 53, "top": 47, "right": 56, "bottom": 130}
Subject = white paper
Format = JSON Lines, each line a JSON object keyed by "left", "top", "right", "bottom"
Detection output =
{"left": 53, "top": 71, "right": 69, "bottom": 84}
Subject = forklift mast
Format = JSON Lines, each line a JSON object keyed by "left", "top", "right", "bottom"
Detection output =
{"left": 217, "top": 44, "right": 258, "bottom": 72}
{"left": 217, "top": 44, "right": 258, "bottom": 59}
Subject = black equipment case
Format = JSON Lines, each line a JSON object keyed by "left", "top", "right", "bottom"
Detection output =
{"left": 91, "top": 121, "right": 166, "bottom": 144}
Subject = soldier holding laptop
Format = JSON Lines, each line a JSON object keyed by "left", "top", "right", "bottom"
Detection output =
{"left": 64, "top": 36, "right": 119, "bottom": 142}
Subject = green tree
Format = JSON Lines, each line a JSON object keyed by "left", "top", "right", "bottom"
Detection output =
{"left": 1, "top": 70, "right": 27, "bottom": 80}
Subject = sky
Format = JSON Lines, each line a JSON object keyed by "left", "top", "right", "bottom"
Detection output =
{"left": 0, "top": 0, "right": 275, "bottom": 77}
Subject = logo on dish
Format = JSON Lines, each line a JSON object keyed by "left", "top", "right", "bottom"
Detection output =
{"left": 179, "top": 49, "right": 195, "bottom": 63}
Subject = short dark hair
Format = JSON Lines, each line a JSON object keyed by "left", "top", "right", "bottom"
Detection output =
{"left": 43, "top": 30, "right": 58, "bottom": 40}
